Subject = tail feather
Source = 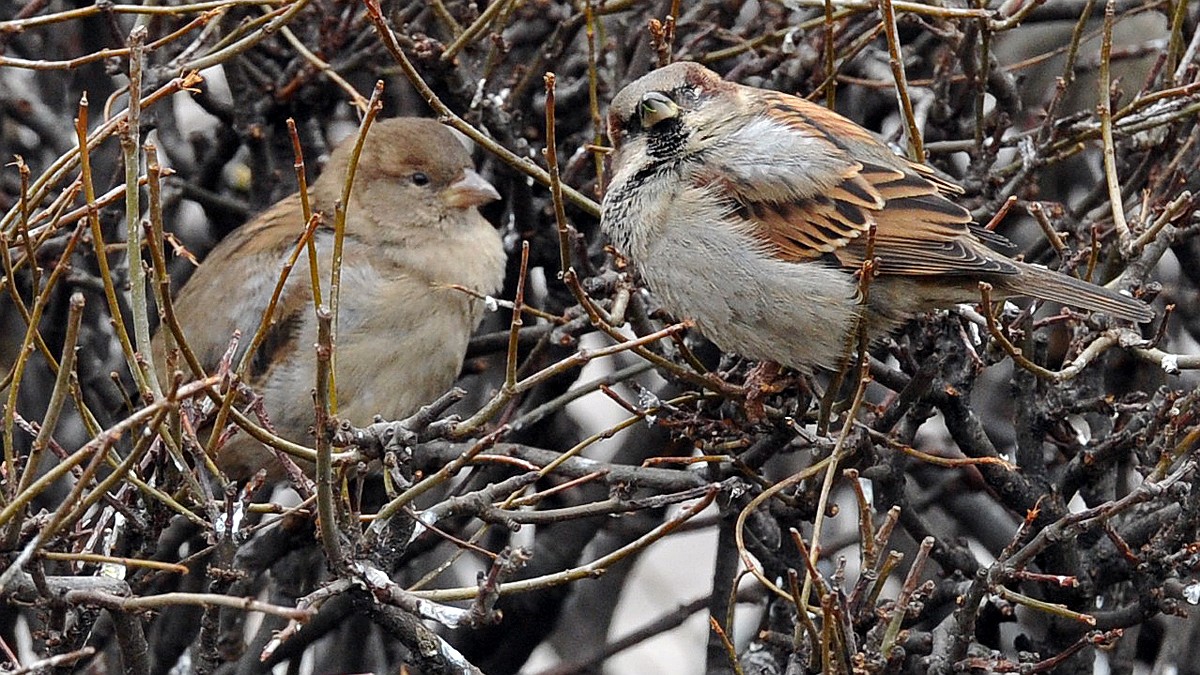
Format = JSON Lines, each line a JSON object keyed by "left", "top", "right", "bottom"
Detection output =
{"left": 1006, "top": 261, "right": 1153, "bottom": 323}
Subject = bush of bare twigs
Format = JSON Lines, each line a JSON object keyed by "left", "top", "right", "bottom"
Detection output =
{"left": 3, "top": 0, "right": 1200, "bottom": 673}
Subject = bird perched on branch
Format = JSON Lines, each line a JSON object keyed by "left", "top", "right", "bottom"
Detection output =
{"left": 157, "top": 118, "right": 506, "bottom": 481}
{"left": 601, "top": 61, "right": 1152, "bottom": 372}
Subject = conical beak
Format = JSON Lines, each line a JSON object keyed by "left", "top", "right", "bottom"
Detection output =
{"left": 640, "top": 92, "right": 679, "bottom": 129}
{"left": 442, "top": 169, "right": 501, "bottom": 209}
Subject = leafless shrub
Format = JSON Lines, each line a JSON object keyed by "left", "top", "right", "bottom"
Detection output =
{"left": 3, "top": 1, "right": 1200, "bottom": 673}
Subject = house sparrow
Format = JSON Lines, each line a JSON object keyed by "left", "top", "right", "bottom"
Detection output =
{"left": 157, "top": 118, "right": 506, "bottom": 481}
{"left": 601, "top": 62, "right": 1152, "bottom": 372}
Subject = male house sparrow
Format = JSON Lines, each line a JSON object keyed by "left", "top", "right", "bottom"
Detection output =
{"left": 601, "top": 62, "right": 1152, "bottom": 372}
{"left": 158, "top": 118, "right": 506, "bottom": 480}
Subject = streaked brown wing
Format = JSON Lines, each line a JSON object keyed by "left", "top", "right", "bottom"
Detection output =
{"left": 731, "top": 91, "right": 1019, "bottom": 278}
{"left": 165, "top": 195, "right": 318, "bottom": 383}
{"left": 733, "top": 163, "right": 881, "bottom": 260}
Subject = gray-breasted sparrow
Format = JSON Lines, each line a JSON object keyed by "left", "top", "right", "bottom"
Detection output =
{"left": 601, "top": 62, "right": 1151, "bottom": 372}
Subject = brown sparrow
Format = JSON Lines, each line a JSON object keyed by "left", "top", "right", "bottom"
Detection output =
{"left": 601, "top": 62, "right": 1152, "bottom": 372}
{"left": 157, "top": 118, "right": 507, "bottom": 480}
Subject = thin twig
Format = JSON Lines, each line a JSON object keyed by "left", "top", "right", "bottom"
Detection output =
{"left": 362, "top": 0, "right": 599, "bottom": 218}
{"left": 880, "top": 0, "right": 924, "bottom": 160}
{"left": 1098, "top": 0, "right": 1133, "bottom": 254}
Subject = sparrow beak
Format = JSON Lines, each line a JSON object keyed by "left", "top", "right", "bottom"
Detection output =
{"left": 442, "top": 169, "right": 501, "bottom": 209}
{"left": 639, "top": 92, "right": 679, "bottom": 129}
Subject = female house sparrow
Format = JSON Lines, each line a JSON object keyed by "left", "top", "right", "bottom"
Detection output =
{"left": 158, "top": 118, "right": 506, "bottom": 480}
{"left": 601, "top": 62, "right": 1152, "bottom": 372}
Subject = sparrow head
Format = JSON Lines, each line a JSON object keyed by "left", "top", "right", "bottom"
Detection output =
{"left": 315, "top": 118, "right": 500, "bottom": 230}
{"left": 607, "top": 62, "right": 742, "bottom": 164}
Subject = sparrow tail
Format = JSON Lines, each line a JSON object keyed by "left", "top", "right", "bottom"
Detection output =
{"left": 1007, "top": 261, "right": 1153, "bottom": 323}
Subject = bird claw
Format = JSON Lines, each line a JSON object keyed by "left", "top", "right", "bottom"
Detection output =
{"left": 742, "top": 361, "right": 790, "bottom": 422}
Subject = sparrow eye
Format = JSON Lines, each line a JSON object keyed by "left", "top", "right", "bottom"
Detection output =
{"left": 639, "top": 92, "right": 680, "bottom": 130}
{"left": 411, "top": 172, "right": 430, "bottom": 186}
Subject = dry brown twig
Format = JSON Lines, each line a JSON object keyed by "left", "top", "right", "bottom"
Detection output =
{"left": 3, "top": 1, "right": 1200, "bottom": 673}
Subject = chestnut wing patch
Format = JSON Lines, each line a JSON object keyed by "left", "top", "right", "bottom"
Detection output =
{"left": 734, "top": 163, "right": 881, "bottom": 260}
{"left": 737, "top": 161, "right": 1018, "bottom": 277}
{"left": 727, "top": 88, "right": 1020, "bottom": 278}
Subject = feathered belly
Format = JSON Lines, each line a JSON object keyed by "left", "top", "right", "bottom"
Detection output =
{"left": 641, "top": 224, "right": 861, "bottom": 371}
